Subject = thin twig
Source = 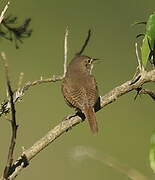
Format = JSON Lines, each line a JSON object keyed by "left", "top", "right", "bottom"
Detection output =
{"left": 139, "top": 88, "right": 155, "bottom": 101}
{"left": 77, "top": 29, "right": 91, "bottom": 55}
{"left": 0, "top": 1, "right": 10, "bottom": 24}
{"left": 0, "top": 75, "right": 64, "bottom": 116}
{"left": 1, "top": 52, "right": 18, "bottom": 179}
{"left": 135, "top": 42, "right": 143, "bottom": 71}
{"left": 63, "top": 27, "right": 68, "bottom": 77}
{"left": 2, "top": 68, "right": 155, "bottom": 180}
{"left": 130, "top": 43, "right": 144, "bottom": 85}
{"left": 71, "top": 146, "right": 148, "bottom": 180}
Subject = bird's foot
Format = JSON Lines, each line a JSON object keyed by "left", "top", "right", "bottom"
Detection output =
{"left": 62, "top": 113, "right": 77, "bottom": 122}
{"left": 62, "top": 113, "right": 77, "bottom": 132}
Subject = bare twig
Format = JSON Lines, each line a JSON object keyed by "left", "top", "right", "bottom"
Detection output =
{"left": 135, "top": 42, "right": 143, "bottom": 71}
{"left": 139, "top": 88, "right": 155, "bottom": 100}
{"left": 0, "top": 75, "right": 64, "bottom": 116}
{"left": 0, "top": 1, "right": 10, "bottom": 24}
{"left": 77, "top": 29, "right": 91, "bottom": 55}
{"left": 3, "top": 68, "right": 155, "bottom": 180}
{"left": 71, "top": 146, "right": 148, "bottom": 180}
{"left": 96, "top": 154, "right": 148, "bottom": 180}
{"left": 130, "top": 43, "right": 145, "bottom": 85}
{"left": 1, "top": 52, "right": 18, "bottom": 180}
{"left": 63, "top": 27, "right": 68, "bottom": 77}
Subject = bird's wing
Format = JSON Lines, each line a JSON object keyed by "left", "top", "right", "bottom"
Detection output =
{"left": 85, "top": 76, "right": 99, "bottom": 107}
{"left": 61, "top": 80, "right": 88, "bottom": 110}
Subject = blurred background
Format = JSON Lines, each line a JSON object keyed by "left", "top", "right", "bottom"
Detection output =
{"left": 0, "top": 0, "right": 155, "bottom": 179}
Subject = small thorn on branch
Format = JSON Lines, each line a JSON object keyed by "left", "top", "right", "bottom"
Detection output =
{"left": 134, "top": 87, "right": 142, "bottom": 100}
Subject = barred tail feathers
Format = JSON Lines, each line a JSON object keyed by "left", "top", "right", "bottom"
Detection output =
{"left": 84, "top": 107, "right": 98, "bottom": 134}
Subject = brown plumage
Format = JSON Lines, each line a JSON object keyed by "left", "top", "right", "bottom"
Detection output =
{"left": 61, "top": 55, "right": 99, "bottom": 133}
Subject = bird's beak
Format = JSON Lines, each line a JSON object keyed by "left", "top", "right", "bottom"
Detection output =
{"left": 92, "top": 58, "right": 102, "bottom": 64}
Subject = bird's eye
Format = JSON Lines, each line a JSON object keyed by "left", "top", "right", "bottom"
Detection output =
{"left": 88, "top": 59, "right": 91, "bottom": 64}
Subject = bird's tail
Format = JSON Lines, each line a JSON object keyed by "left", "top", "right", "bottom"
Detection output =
{"left": 84, "top": 107, "right": 98, "bottom": 134}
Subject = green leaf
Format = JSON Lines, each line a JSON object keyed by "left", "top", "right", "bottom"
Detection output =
{"left": 141, "top": 35, "right": 150, "bottom": 67}
{"left": 132, "top": 21, "right": 146, "bottom": 26}
{"left": 150, "top": 147, "right": 155, "bottom": 173}
{"left": 146, "top": 12, "right": 155, "bottom": 49}
{"left": 151, "top": 131, "right": 155, "bottom": 145}
{"left": 149, "top": 131, "right": 155, "bottom": 173}
{"left": 140, "top": 12, "right": 155, "bottom": 67}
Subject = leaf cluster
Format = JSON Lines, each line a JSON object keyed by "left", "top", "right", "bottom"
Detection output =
{"left": 0, "top": 15, "right": 32, "bottom": 48}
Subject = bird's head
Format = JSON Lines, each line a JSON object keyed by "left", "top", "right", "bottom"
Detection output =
{"left": 70, "top": 55, "right": 99, "bottom": 74}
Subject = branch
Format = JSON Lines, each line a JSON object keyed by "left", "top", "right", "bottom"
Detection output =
{"left": 0, "top": 1, "right": 10, "bottom": 24}
{"left": 1, "top": 52, "right": 18, "bottom": 180}
{"left": 100, "top": 70, "right": 155, "bottom": 107}
{"left": 4, "top": 68, "right": 155, "bottom": 180}
{"left": 0, "top": 75, "right": 64, "bottom": 116}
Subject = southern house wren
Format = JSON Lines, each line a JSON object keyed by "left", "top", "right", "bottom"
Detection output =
{"left": 61, "top": 55, "right": 99, "bottom": 133}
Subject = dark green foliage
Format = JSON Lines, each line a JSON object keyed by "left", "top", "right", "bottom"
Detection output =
{"left": 0, "top": 15, "right": 32, "bottom": 48}
{"left": 141, "top": 12, "right": 155, "bottom": 67}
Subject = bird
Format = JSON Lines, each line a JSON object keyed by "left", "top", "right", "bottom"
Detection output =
{"left": 61, "top": 54, "right": 99, "bottom": 134}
